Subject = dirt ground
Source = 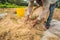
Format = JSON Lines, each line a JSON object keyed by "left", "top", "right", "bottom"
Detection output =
{"left": 0, "top": 7, "right": 60, "bottom": 40}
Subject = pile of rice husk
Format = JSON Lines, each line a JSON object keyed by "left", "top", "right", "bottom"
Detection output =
{"left": 0, "top": 7, "right": 60, "bottom": 40}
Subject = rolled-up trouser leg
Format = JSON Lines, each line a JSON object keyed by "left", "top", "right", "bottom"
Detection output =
{"left": 46, "top": 2, "right": 57, "bottom": 27}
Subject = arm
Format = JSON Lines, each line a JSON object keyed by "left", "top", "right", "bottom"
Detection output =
{"left": 37, "top": 4, "right": 50, "bottom": 20}
{"left": 26, "top": 0, "right": 34, "bottom": 16}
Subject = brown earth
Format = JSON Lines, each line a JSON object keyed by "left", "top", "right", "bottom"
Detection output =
{"left": 0, "top": 7, "right": 60, "bottom": 40}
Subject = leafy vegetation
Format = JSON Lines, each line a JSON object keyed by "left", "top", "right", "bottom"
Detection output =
{"left": 0, "top": 0, "right": 60, "bottom": 8}
{"left": 57, "top": 0, "right": 60, "bottom": 8}
{"left": 0, "top": 0, "right": 27, "bottom": 8}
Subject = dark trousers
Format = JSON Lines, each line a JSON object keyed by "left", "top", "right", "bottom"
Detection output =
{"left": 46, "top": 2, "right": 57, "bottom": 26}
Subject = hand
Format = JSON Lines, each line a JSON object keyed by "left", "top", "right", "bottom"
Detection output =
{"left": 31, "top": 19, "right": 39, "bottom": 27}
{"left": 25, "top": 15, "right": 29, "bottom": 21}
